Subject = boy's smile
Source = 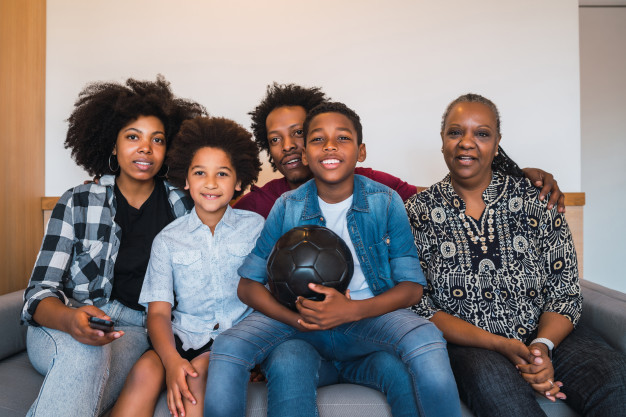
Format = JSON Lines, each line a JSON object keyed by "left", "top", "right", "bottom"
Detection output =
{"left": 303, "top": 112, "right": 366, "bottom": 203}
{"left": 185, "top": 146, "right": 241, "bottom": 231}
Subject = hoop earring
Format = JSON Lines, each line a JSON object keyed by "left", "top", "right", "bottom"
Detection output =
{"left": 158, "top": 164, "right": 169, "bottom": 178}
{"left": 108, "top": 154, "right": 119, "bottom": 172}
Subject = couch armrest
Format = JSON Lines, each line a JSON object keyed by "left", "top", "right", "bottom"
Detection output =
{"left": 0, "top": 290, "right": 27, "bottom": 360}
{"left": 579, "top": 280, "right": 626, "bottom": 354}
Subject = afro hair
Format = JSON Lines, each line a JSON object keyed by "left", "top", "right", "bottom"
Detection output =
{"left": 64, "top": 75, "right": 207, "bottom": 177}
{"left": 167, "top": 117, "right": 262, "bottom": 199}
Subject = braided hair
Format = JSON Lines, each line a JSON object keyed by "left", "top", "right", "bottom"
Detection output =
{"left": 441, "top": 93, "right": 524, "bottom": 178}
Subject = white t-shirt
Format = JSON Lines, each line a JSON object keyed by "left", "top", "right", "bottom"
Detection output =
{"left": 318, "top": 196, "right": 374, "bottom": 300}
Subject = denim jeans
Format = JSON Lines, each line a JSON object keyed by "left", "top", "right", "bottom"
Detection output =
{"left": 205, "top": 310, "right": 461, "bottom": 417}
{"left": 262, "top": 339, "right": 418, "bottom": 417}
{"left": 448, "top": 326, "right": 626, "bottom": 417}
{"left": 26, "top": 300, "right": 148, "bottom": 416}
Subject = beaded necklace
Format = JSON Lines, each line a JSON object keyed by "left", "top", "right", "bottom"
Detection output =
{"left": 459, "top": 209, "right": 495, "bottom": 254}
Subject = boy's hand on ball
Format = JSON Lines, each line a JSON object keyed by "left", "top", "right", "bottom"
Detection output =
{"left": 296, "top": 284, "right": 358, "bottom": 330}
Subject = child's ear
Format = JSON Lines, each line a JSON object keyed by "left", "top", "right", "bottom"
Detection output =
{"left": 357, "top": 143, "right": 366, "bottom": 163}
{"left": 235, "top": 179, "right": 242, "bottom": 192}
{"left": 184, "top": 178, "right": 189, "bottom": 190}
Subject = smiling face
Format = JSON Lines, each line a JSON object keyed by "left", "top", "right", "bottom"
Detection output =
{"left": 441, "top": 102, "right": 501, "bottom": 190}
{"left": 302, "top": 112, "right": 366, "bottom": 202}
{"left": 266, "top": 106, "right": 312, "bottom": 189}
{"left": 113, "top": 115, "right": 167, "bottom": 187}
{"left": 185, "top": 146, "right": 241, "bottom": 229}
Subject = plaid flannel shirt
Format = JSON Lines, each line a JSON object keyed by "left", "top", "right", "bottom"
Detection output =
{"left": 22, "top": 175, "right": 192, "bottom": 326}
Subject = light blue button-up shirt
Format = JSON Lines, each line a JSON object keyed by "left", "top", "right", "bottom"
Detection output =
{"left": 140, "top": 206, "right": 264, "bottom": 351}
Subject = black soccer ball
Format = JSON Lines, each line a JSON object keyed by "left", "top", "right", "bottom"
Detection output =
{"left": 267, "top": 225, "right": 354, "bottom": 310}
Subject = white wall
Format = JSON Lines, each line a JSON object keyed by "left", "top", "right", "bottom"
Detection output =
{"left": 45, "top": 0, "right": 582, "bottom": 196}
{"left": 580, "top": 7, "right": 626, "bottom": 293}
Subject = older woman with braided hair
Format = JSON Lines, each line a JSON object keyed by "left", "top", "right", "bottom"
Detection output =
{"left": 405, "top": 93, "right": 626, "bottom": 416}
{"left": 22, "top": 76, "right": 205, "bottom": 416}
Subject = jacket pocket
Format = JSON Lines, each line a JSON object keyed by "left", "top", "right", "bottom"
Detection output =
{"left": 369, "top": 234, "right": 392, "bottom": 281}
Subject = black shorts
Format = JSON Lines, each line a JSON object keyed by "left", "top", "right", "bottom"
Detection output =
{"left": 147, "top": 335, "right": 213, "bottom": 362}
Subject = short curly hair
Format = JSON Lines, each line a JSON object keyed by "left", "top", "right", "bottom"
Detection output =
{"left": 167, "top": 117, "right": 262, "bottom": 199}
{"left": 303, "top": 102, "right": 363, "bottom": 145}
{"left": 249, "top": 83, "right": 327, "bottom": 170}
{"left": 64, "top": 75, "right": 207, "bottom": 177}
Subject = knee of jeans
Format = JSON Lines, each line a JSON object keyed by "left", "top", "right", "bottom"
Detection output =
{"left": 210, "top": 332, "right": 260, "bottom": 369}
{"left": 28, "top": 327, "right": 112, "bottom": 374}
{"left": 399, "top": 321, "right": 447, "bottom": 360}
{"left": 364, "top": 352, "right": 413, "bottom": 392}
{"left": 263, "top": 340, "right": 321, "bottom": 378}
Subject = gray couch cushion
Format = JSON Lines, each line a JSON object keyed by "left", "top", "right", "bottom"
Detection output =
{"left": 0, "top": 290, "right": 27, "bottom": 360}
{"left": 580, "top": 279, "right": 626, "bottom": 354}
{"left": 0, "top": 351, "right": 43, "bottom": 417}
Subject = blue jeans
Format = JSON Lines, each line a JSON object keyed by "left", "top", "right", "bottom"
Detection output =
{"left": 205, "top": 310, "right": 461, "bottom": 417}
{"left": 448, "top": 326, "right": 626, "bottom": 417}
{"left": 262, "top": 339, "right": 418, "bottom": 417}
{"left": 26, "top": 300, "right": 148, "bottom": 416}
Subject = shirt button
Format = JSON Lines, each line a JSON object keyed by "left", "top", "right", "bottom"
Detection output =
{"left": 320, "top": 217, "right": 324, "bottom": 222}
{"left": 386, "top": 238, "right": 390, "bottom": 244}
{"left": 213, "top": 323, "right": 219, "bottom": 330}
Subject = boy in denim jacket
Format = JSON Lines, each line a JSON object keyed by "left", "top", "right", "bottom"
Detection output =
{"left": 205, "top": 103, "right": 461, "bottom": 417}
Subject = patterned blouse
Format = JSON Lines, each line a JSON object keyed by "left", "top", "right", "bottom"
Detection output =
{"left": 404, "top": 172, "right": 581, "bottom": 343}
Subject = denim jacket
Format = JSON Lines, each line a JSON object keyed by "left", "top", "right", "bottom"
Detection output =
{"left": 238, "top": 175, "right": 425, "bottom": 295}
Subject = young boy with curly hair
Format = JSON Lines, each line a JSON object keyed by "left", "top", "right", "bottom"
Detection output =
{"left": 111, "top": 117, "right": 264, "bottom": 417}
{"left": 205, "top": 102, "right": 463, "bottom": 417}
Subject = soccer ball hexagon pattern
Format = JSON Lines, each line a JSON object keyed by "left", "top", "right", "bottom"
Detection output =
{"left": 267, "top": 225, "right": 354, "bottom": 310}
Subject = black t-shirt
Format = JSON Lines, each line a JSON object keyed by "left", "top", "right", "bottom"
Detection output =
{"left": 111, "top": 179, "right": 174, "bottom": 311}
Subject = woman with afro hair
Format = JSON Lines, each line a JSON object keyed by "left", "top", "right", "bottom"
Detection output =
{"left": 21, "top": 76, "right": 206, "bottom": 416}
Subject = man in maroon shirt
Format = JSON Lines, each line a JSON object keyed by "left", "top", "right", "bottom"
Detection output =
{"left": 234, "top": 83, "right": 564, "bottom": 218}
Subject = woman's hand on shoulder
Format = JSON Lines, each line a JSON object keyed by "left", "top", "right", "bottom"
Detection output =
{"left": 517, "top": 345, "right": 567, "bottom": 402}
{"left": 68, "top": 305, "right": 123, "bottom": 346}
{"left": 164, "top": 355, "right": 199, "bottom": 417}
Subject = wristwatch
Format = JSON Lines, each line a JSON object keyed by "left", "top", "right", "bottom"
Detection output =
{"left": 530, "top": 337, "right": 554, "bottom": 360}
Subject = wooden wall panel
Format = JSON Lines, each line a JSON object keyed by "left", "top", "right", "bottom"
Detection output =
{"left": 0, "top": 0, "right": 46, "bottom": 294}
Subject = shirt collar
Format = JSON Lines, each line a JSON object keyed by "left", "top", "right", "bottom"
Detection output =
{"left": 187, "top": 205, "right": 236, "bottom": 233}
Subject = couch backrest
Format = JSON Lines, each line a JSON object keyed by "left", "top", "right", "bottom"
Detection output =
{"left": 0, "top": 290, "right": 27, "bottom": 360}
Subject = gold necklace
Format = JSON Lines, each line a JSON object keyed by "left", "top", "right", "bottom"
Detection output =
{"left": 459, "top": 208, "right": 495, "bottom": 254}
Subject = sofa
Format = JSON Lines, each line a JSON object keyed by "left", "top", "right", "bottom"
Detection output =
{"left": 1, "top": 279, "right": 624, "bottom": 417}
